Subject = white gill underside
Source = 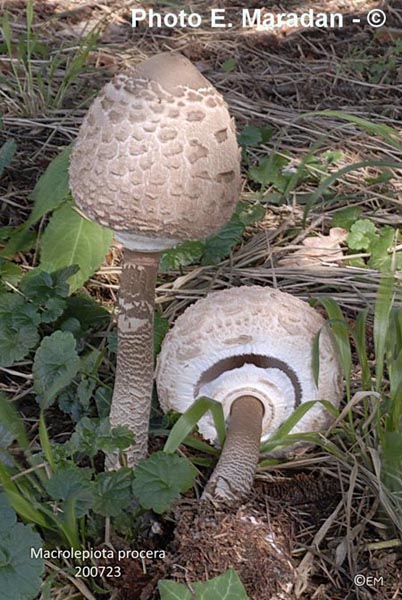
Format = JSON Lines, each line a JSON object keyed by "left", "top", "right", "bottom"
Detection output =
{"left": 198, "top": 363, "right": 296, "bottom": 440}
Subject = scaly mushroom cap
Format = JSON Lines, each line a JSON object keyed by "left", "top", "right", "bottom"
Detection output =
{"left": 69, "top": 53, "right": 241, "bottom": 251}
{"left": 156, "top": 286, "right": 343, "bottom": 449}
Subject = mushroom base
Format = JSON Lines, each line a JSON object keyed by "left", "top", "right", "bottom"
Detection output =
{"left": 202, "top": 395, "right": 264, "bottom": 502}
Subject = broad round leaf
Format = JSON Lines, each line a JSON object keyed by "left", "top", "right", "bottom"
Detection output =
{"left": 33, "top": 331, "right": 80, "bottom": 408}
{"left": 132, "top": 452, "right": 197, "bottom": 514}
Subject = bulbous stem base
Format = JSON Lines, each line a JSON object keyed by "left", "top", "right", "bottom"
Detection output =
{"left": 202, "top": 395, "right": 264, "bottom": 503}
{"left": 106, "top": 248, "right": 160, "bottom": 469}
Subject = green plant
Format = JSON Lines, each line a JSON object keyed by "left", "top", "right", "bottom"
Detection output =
{"left": 1, "top": 146, "right": 113, "bottom": 290}
{"left": 0, "top": 0, "right": 99, "bottom": 116}
{"left": 0, "top": 393, "right": 137, "bottom": 545}
{"left": 0, "top": 493, "right": 44, "bottom": 600}
{"left": 132, "top": 451, "right": 197, "bottom": 514}
{"left": 158, "top": 278, "right": 402, "bottom": 535}
{"left": 329, "top": 207, "right": 402, "bottom": 271}
{"left": 0, "top": 139, "right": 16, "bottom": 178}
{"left": 301, "top": 111, "right": 402, "bottom": 220}
{"left": 344, "top": 40, "right": 402, "bottom": 84}
{"left": 159, "top": 201, "right": 265, "bottom": 271}
{"left": 159, "top": 568, "right": 249, "bottom": 599}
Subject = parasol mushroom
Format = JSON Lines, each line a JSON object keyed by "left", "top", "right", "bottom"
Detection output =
{"left": 69, "top": 53, "right": 241, "bottom": 467}
{"left": 156, "top": 286, "right": 343, "bottom": 502}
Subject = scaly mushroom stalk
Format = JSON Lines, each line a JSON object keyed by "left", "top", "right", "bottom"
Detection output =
{"left": 69, "top": 53, "right": 241, "bottom": 467}
{"left": 202, "top": 395, "right": 264, "bottom": 502}
{"left": 156, "top": 286, "right": 344, "bottom": 503}
{"left": 108, "top": 250, "right": 160, "bottom": 468}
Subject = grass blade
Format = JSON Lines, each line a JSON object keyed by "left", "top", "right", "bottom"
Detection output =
{"left": 163, "top": 397, "right": 226, "bottom": 454}
{"left": 260, "top": 399, "right": 339, "bottom": 453}
{"left": 39, "top": 411, "right": 55, "bottom": 472}
{"left": 374, "top": 275, "right": 395, "bottom": 392}
{"left": 317, "top": 298, "right": 352, "bottom": 400}
{"left": 353, "top": 309, "right": 371, "bottom": 390}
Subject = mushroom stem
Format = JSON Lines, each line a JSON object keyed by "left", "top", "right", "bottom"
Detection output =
{"left": 202, "top": 395, "right": 264, "bottom": 503}
{"left": 106, "top": 248, "right": 160, "bottom": 469}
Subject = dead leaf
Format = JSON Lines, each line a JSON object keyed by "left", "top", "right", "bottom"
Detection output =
{"left": 278, "top": 228, "right": 348, "bottom": 267}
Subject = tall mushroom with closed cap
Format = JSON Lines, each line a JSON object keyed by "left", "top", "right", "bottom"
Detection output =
{"left": 156, "top": 286, "right": 343, "bottom": 502}
{"left": 69, "top": 53, "right": 241, "bottom": 467}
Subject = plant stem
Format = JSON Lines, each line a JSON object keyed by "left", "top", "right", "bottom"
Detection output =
{"left": 202, "top": 395, "right": 264, "bottom": 503}
{"left": 106, "top": 249, "right": 160, "bottom": 469}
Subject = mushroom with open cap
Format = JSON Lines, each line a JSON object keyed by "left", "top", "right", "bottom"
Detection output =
{"left": 156, "top": 286, "right": 343, "bottom": 502}
{"left": 69, "top": 53, "right": 241, "bottom": 467}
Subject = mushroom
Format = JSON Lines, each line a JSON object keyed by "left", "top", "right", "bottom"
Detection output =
{"left": 69, "top": 53, "right": 241, "bottom": 467}
{"left": 156, "top": 286, "right": 343, "bottom": 502}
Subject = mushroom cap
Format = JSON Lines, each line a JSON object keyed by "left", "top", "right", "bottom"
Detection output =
{"left": 156, "top": 286, "right": 343, "bottom": 449}
{"left": 69, "top": 53, "right": 241, "bottom": 251}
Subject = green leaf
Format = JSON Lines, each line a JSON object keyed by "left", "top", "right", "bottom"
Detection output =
{"left": 381, "top": 432, "right": 402, "bottom": 499}
{"left": 39, "top": 411, "right": 55, "bottom": 471}
{"left": 353, "top": 310, "right": 371, "bottom": 390}
{"left": 237, "top": 203, "right": 265, "bottom": 226}
{"left": 312, "top": 330, "right": 321, "bottom": 387}
{"left": 0, "top": 227, "right": 37, "bottom": 259}
{"left": 374, "top": 275, "right": 395, "bottom": 392}
{"left": 0, "top": 423, "right": 15, "bottom": 467}
{"left": 0, "top": 493, "right": 17, "bottom": 534}
{"left": 26, "top": 146, "right": 72, "bottom": 226}
{"left": 249, "top": 153, "right": 291, "bottom": 192}
{"left": 0, "top": 519, "right": 43, "bottom": 600}
{"left": 154, "top": 312, "right": 169, "bottom": 356}
{"left": 33, "top": 331, "right": 80, "bottom": 408}
{"left": 0, "top": 261, "right": 22, "bottom": 289}
{"left": 0, "top": 227, "right": 14, "bottom": 243}
{"left": 94, "top": 387, "right": 112, "bottom": 418}
{"left": 158, "top": 580, "right": 192, "bottom": 600}
{"left": 316, "top": 298, "right": 352, "bottom": 399}
{"left": 159, "top": 569, "right": 249, "bottom": 600}
{"left": 160, "top": 241, "right": 205, "bottom": 273}
{"left": 331, "top": 206, "right": 362, "bottom": 230}
{"left": 0, "top": 323, "right": 39, "bottom": 367}
{"left": 58, "top": 386, "right": 89, "bottom": 422}
{"left": 62, "top": 294, "right": 110, "bottom": 330}
{"left": 0, "top": 393, "right": 30, "bottom": 453}
{"left": 0, "top": 139, "right": 17, "bottom": 178}
{"left": 260, "top": 400, "right": 338, "bottom": 454}
{"left": 39, "top": 202, "right": 113, "bottom": 292}
{"left": 45, "top": 465, "right": 94, "bottom": 518}
{"left": 69, "top": 417, "right": 134, "bottom": 457}
{"left": 202, "top": 218, "right": 243, "bottom": 264}
{"left": 238, "top": 125, "right": 262, "bottom": 147}
{"left": 20, "top": 267, "right": 77, "bottom": 322}
{"left": 0, "top": 484, "right": 49, "bottom": 529}
{"left": 132, "top": 451, "right": 197, "bottom": 514}
{"left": 202, "top": 203, "right": 264, "bottom": 265}
{"left": 193, "top": 568, "right": 249, "bottom": 599}
{"left": 346, "top": 219, "right": 377, "bottom": 251}
{"left": 368, "top": 227, "right": 401, "bottom": 272}
{"left": 20, "top": 266, "right": 76, "bottom": 303}
{"left": 93, "top": 468, "right": 133, "bottom": 517}
{"left": 0, "top": 294, "right": 40, "bottom": 366}
{"left": 164, "top": 397, "right": 226, "bottom": 453}
{"left": 222, "top": 57, "right": 237, "bottom": 72}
